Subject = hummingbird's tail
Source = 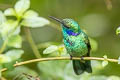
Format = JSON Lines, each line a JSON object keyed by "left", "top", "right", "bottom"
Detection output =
{"left": 72, "top": 60, "right": 92, "bottom": 75}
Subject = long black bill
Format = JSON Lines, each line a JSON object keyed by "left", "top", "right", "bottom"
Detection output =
{"left": 49, "top": 16, "right": 63, "bottom": 24}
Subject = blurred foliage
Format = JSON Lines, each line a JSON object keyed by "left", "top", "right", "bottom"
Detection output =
{"left": 0, "top": 0, "right": 120, "bottom": 80}
{"left": 116, "top": 26, "right": 120, "bottom": 35}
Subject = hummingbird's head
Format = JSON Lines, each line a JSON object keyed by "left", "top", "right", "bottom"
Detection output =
{"left": 62, "top": 19, "right": 80, "bottom": 32}
{"left": 49, "top": 16, "right": 80, "bottom": 33}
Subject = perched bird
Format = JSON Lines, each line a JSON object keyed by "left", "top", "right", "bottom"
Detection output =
{"left": 49, "top": 16, "right": 92, "bottom": 75}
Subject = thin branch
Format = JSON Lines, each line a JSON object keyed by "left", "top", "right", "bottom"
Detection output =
{"left": 1, "top": 56, "right": 118, "bottom": 72}
{"left": 24, "top": 27, "right": 41, "bottom": 58}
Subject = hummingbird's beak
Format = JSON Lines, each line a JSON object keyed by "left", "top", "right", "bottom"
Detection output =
{"left": 49, "top": 16, "right": 69, "bottom": 28}
{"left": 49, "top": 16, "right": 63, "bottom": 24}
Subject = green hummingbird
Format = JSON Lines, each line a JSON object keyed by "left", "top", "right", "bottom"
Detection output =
{"left": 49, "top": 16, "right": 92, "bottom": 75}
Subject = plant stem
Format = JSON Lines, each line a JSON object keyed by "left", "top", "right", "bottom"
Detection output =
{"left": 24, "top": 27, "right": 41, "bottom": 58}
{"left": 1, "top": 56, "right": 118, "bottom": 72}
{"left": 0, "top": 39, "right": 8, "bottom": 54}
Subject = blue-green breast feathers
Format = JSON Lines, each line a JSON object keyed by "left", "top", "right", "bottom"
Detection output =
{"left": 61, "top": 19, "right": 89, "bottom": 56}
{"left": 63, "top": 31, "right": 89, "bottom": 56}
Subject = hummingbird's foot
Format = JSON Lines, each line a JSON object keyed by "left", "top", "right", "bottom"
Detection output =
{"left": 81, "top": 56, "right": 84, "bottom": 60}
{"left": 70, "top": 55, "right": 73, "bottom": 60}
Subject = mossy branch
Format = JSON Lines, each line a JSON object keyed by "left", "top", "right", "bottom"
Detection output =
{"left": 1, "top": 56, "right": 118, "bottom": 72}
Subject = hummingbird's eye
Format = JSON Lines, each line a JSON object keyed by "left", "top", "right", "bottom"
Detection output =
{"left": 62, "top": 21, "right": 70, "bottom": 28}
{"left": 63, "top": 24, "right": 70, "bottom": 28}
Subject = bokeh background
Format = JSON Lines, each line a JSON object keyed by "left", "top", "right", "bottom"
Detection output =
{"left": 0, "top": 0, "right": 120, "bottom": 80}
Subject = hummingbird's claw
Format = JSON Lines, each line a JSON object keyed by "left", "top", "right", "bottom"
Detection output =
{"left": 70, "top": 55, "right": 73, "bottom": 60}
{"left": 81, "top": 56, "right": 84, "bottom": 60}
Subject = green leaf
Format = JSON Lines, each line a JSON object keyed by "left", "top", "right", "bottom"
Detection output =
{"left": 118, "top": 56, "right": 120, "bottom": 64}
{"left": 5, "top": 49, "right": 24, "bottom": 61}
{"left": 116, "top": 27, "right": 120, "bottom": 35}
{"left": 0, "top": 11, "right": 6, "bottom": 25}
{"left": 21, "top": 17, "right": 50, "bottom": 28}
{"left": 7, "top": 35, "right": 22, "bottom": 48}
{"left": 14, "top": 0, "right": 30, "bottom": 16}
{"left": 4, "top": 8, "right": 16, "bottom": 16}
{"left": 0, "top": 20, "right": 18, "bottom": 39}
{"left": 23, "top": 10, "right": 39, "bottom": 19}
{"left": 43, "top": 45, "right": 58, "bottom": 54}
{"left": 107, "top": 76, "right": 120, "bottom": 80}
{"left": 0, "top": 54, "right": 11, "bottom": 63}
{"left": 102, "top": 61, "right": 108, "bottom": 67}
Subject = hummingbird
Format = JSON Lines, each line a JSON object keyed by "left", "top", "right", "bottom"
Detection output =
{"left": 49, "top": 16, "right": 92, "bottom": 75}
